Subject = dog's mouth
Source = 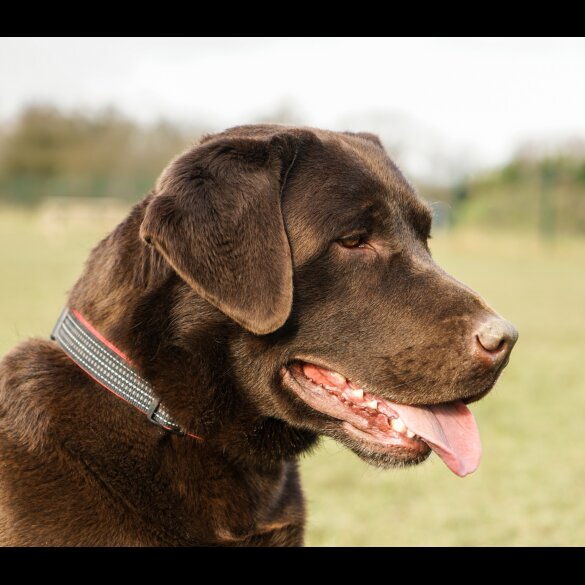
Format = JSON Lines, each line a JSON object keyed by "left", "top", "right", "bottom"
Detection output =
{"left": 281, "top": 361, "right": 482, "bottom": 477}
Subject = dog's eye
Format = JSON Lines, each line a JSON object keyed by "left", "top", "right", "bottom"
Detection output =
{"left": 338, "top": 235, "right": 367, "bottom": 249}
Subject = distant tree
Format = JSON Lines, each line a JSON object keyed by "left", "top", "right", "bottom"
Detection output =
{"left": 0, "top": 105, "right": 206, "bottom": 203}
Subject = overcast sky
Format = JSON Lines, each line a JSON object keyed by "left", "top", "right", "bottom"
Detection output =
{"left": 1, "top": 37, "right": 584, "bottom": 174}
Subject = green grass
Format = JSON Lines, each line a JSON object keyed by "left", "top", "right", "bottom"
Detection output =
{"left": 1, "top": 206, "right": 584, "bottom": 546}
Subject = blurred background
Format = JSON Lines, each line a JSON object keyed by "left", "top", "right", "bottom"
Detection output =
{"left": 1, "top": 37, "right": 584, "bottom": 545}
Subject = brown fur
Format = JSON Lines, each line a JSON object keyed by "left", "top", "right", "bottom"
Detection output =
{"left": 0, "top": 125, "right": 515, "bottom": 545}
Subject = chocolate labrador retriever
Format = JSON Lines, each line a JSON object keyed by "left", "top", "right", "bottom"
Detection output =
{"left": 0, "top": 125, "right": 517, "bottom": 546}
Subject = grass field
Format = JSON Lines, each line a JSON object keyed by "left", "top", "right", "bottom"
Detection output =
{"left": 1, "top": 206, "right": 584, "bottom": 546}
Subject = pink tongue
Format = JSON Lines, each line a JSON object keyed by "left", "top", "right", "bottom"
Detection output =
{"left": 390, "top": 401, "right": 482, "bottom": 477}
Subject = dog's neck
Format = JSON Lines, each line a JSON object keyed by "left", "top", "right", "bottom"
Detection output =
{"left": 66, "top": 197, "right": 315, "bottom": 466}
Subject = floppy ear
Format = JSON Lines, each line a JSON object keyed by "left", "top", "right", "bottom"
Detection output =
{"left": 140, "top": 131, "right": 306, "bottom": 335}
{"left": 343, "top": 131, "right": 385, "bottom": 150}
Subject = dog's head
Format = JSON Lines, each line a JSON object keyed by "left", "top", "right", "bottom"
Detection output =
{"left": 140, "top": 125, "right": 518, "bottom": 477}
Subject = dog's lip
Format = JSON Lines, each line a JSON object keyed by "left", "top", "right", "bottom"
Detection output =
{"left": 285, "top": 355, "right": 491, "bottom": 408}
{"left": 280, "top": 361, "right": 429, "bottom": 457}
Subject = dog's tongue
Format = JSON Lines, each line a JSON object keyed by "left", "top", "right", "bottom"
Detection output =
{"left": 390, "top": 401, "right": 481, "bottom": 477}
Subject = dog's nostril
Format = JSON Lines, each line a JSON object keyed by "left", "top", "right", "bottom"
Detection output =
{"left": 475, "top": 334, "right": 505, "bottom": 353}
{"left": 475, "top": 317, "right": 518, "bottom": 357}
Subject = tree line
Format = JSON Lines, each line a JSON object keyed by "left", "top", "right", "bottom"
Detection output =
{"left": 1, "top": 106, "right": 584, "bottom": 235}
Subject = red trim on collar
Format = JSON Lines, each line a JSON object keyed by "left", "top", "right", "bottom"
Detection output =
{"left": 71, "top": 309, "right": 135, "bottom": 365}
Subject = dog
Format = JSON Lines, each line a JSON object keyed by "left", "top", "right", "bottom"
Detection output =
{"left": 0, "top": 125, "right": 518, "bottom": 546}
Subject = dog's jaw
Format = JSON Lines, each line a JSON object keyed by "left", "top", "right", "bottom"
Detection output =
{"left": 281, "top": 360, "right": 483, "bottom": 477}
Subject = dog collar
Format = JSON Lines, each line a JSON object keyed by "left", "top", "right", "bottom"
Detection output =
{"left": 51, "top": 307, "right": 202, "bottom": 440}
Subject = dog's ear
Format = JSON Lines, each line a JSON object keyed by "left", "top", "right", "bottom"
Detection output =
{"left": 140, "top": 130, "right": 310, "bottom": 335}
{"left": 343, "top": 131, "right": 385, "bottom": 150}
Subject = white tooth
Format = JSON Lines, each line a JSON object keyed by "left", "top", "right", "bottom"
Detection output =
{"left": 365, "top": 400, "right": 378, "bottom": 410}
{"left": 350, "top": 389, "right": 364, "bottom": 400}
{"left": 391, "top": 418, "right": 407, "bottom": 434}
{"left": 328, "top": 371, "right": 347, "bottom": 385}
{"left": 406, "top": 430, "right": 415, "bottom": 438}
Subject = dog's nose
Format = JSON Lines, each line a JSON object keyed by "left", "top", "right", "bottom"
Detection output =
{"left": 474, "top": 317, "right": 518, "bottom": 363}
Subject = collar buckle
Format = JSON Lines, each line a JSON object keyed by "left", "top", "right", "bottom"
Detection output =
{"left": 146, "top": 398, "right": 162, "bottom": 424}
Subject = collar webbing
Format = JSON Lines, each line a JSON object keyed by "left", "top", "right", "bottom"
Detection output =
{"left": 50, "top": 307, "right": 200, "bottom": 439}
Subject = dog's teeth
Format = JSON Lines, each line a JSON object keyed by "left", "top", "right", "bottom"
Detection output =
{"left": 365, "top": 400, "right": 378, "bottom": 410}
{"left": 406, "top": 430, "right": 415, "bottom": 438}
{"left": 391, "top": 417, "right": 407, "bottom": 434}
{"left": 350, "top": 389, "right": 364, "bottom": 400}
